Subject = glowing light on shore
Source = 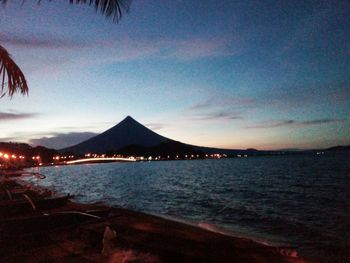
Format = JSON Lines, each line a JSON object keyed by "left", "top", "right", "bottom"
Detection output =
{"left": 66, "top": 157, "right": 136, "bottom": 164}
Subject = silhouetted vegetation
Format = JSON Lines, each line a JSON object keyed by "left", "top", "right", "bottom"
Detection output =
{"left": 0, "top": 0, "right": 131, "bottom": 98}
{"left": 116, "top": 141, "right": 205, "bottom": 158}
{"left": 0, "top": 142, "right": 58, "bottom": 167}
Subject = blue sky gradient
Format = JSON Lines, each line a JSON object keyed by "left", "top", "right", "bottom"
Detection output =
{"left": 0, "top": 0, "right": 349, "bottom": 150}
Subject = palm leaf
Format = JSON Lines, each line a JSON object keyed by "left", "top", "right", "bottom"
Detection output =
{"left": 70, "top": 0, "right": 131, "bottom": 22}
{"left": 0, "top": 45, "right": 28, "bottom": 98}
{"left": 0, "top": 0, "right": 131, "bottom": 22}
{"left": 0, "top": 0, "right": 130, "bottom": 98}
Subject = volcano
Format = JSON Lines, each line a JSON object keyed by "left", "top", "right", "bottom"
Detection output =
{"left": 61, "top": 116, "right": 170, "bottom": 154}
{"left": 61, "top": 116, "right": 264, "bottom": 156}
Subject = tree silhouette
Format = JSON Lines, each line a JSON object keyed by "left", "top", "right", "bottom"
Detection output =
{"left": 0, "top": 45, "right": 28, "bottom": 98}
{"left": 0, "top": 0, "right": 131, "bottom": 98}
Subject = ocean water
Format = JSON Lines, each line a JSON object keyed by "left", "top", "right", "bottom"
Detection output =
{"left": 27, "top": 154, "right": 350, "bottom": 262}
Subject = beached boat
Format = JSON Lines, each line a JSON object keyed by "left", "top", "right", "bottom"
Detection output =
{"left": 0, "top": 209, "right": 110, "bottom": 237}
{"left": 0, "top": 195, "right": 72, "bottom": 217}
{"left": 0, "top": 187, "right": 47, "bottom": 201}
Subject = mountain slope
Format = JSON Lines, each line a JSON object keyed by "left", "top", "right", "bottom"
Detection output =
{"left": 325, "top": 145, "right": 350, "bottom": 151}
{"left": 61, "top": 116, "right": 170, "bottom": 154}
{"left": 61, "top": 116, "right": 272, "bottom": 156}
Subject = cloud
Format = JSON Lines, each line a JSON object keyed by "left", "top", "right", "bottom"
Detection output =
{"left": 188, "top": 99, "right": 215, "bottom": 111}
{"left": 73, "top": 36, "right": 238, "bottom": 68}
{"left": 189, "top": 111, "right": 243, "bottom": 121}
{"left": 186, "top": 84, "right": 350, "bottom": 126}
{"left": 0, "top": 111, "right": 37, "bottom": 121}
{"left": 247, "top": 118, "right": 346, "bottom": 129}
{"left": 29, "top": 132, "right": 98, "bottom": 149}
{"left": 186, "top": 83, "right": 348, "bottom": 114}
{"left": 163, "top": 37, "right": 237, "bottom": 60}
{"left": 0, "top": 136, "right": 20, "bottom": 142}
{"left": 145, "top": 123, "right": 167, "bottom": 131}
{"left": 256, "top": 82, "right": 350, "bottom": 112}
{"left": 0, "top": 32, "right": 88, "bottom": 49}
{"left": 301, "top": 119, "right": 346, "bottom": 125}
{"left": 188, "top": 96, "right": 261, "bottom": 112}
{"left": 3, "top": 33, "right": 238, "bottom": 69}
{"left": 184, "top": 95, "right": 261, "bottom": 122}
{"left": 247, "top": 120, "right": 295, "bottom": 129}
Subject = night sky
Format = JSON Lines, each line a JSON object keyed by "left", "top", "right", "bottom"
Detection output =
{"left": 0, "top": 0, "right": 349, "bottom": 150}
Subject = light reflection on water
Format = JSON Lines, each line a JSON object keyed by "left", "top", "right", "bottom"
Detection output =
{"left": 27, "top": 154, "right": 350, "bottom": 262}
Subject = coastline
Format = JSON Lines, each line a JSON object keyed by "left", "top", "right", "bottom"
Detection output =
{"left": 149, "top": 212, "right": 295, "bottom": 249}
{"left": 0, "top": 175, "right": 312, "bottom": 263}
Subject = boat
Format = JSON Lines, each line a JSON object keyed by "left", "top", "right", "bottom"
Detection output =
{"left": 0, "top": 187, "right": 48, "bottom": 201}
{"left": 0, "top": 195, "right": 72, "bottom": 217}
{"left": 0, "top": 208, "right": 111, "bottom": 237}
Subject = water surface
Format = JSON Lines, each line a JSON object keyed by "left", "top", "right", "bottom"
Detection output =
{"left": 27, "top": 154, "right": 350, "bottom": 262}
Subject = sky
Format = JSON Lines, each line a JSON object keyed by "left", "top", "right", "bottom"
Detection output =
{"left": 0, "top": 0, "right": 349, "bottom": 150}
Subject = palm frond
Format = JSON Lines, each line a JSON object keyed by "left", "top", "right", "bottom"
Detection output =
{"left": 0, "top": 0, "right": 131, "bottom": 22}
{"left": 0, "top": 45, "right": 28, "bottom": 98}
{"left": 71, "top": 0, "right": 131, "bottom": 22}
{"left": 0, "top": 0, "right": 130, "bottom": 98}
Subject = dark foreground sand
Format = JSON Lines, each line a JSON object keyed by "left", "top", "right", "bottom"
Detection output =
{"left": 0, "top": 180, "right": 311, "bottom": 263}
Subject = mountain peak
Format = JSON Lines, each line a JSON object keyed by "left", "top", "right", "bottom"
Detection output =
{"left": 61, "top": 116, "right": 170, "bottom": 153}
{"left": 124, "top": 115, "right": 134, "bottom": 121}
{"left": 120, "top": 115, "right": 140, "bottom": 125}
{"left": 118, "top": 115, "right": 144, "bottom": 128}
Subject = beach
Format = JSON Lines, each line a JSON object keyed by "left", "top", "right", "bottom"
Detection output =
{"left": 0, "top": 173, "right": 313, "bottom": 263}
{"left": 1, "top": 0, "right": 348, "bottom": 262}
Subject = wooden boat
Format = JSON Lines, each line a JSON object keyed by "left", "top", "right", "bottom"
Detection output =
{"left": 0, "top": 195, "right": 72, "bottom": 217}
{"left": 0, "top": 188, "right": 46, "bottom": 201}
{"left": 0, "top": 208, "right": 110, "bottom": 240}
{"left": 0, "top": 176, "right": 51, "bottom": 201}
{"left": 0, "top": 209, "right": 111, "bottom": 237}
{"left": 0, "top": 179, "right": 21, "bottom": 189}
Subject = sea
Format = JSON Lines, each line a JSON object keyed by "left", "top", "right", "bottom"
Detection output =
{"left": 26, "top": 153, "right": 350, "bottom": 262}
